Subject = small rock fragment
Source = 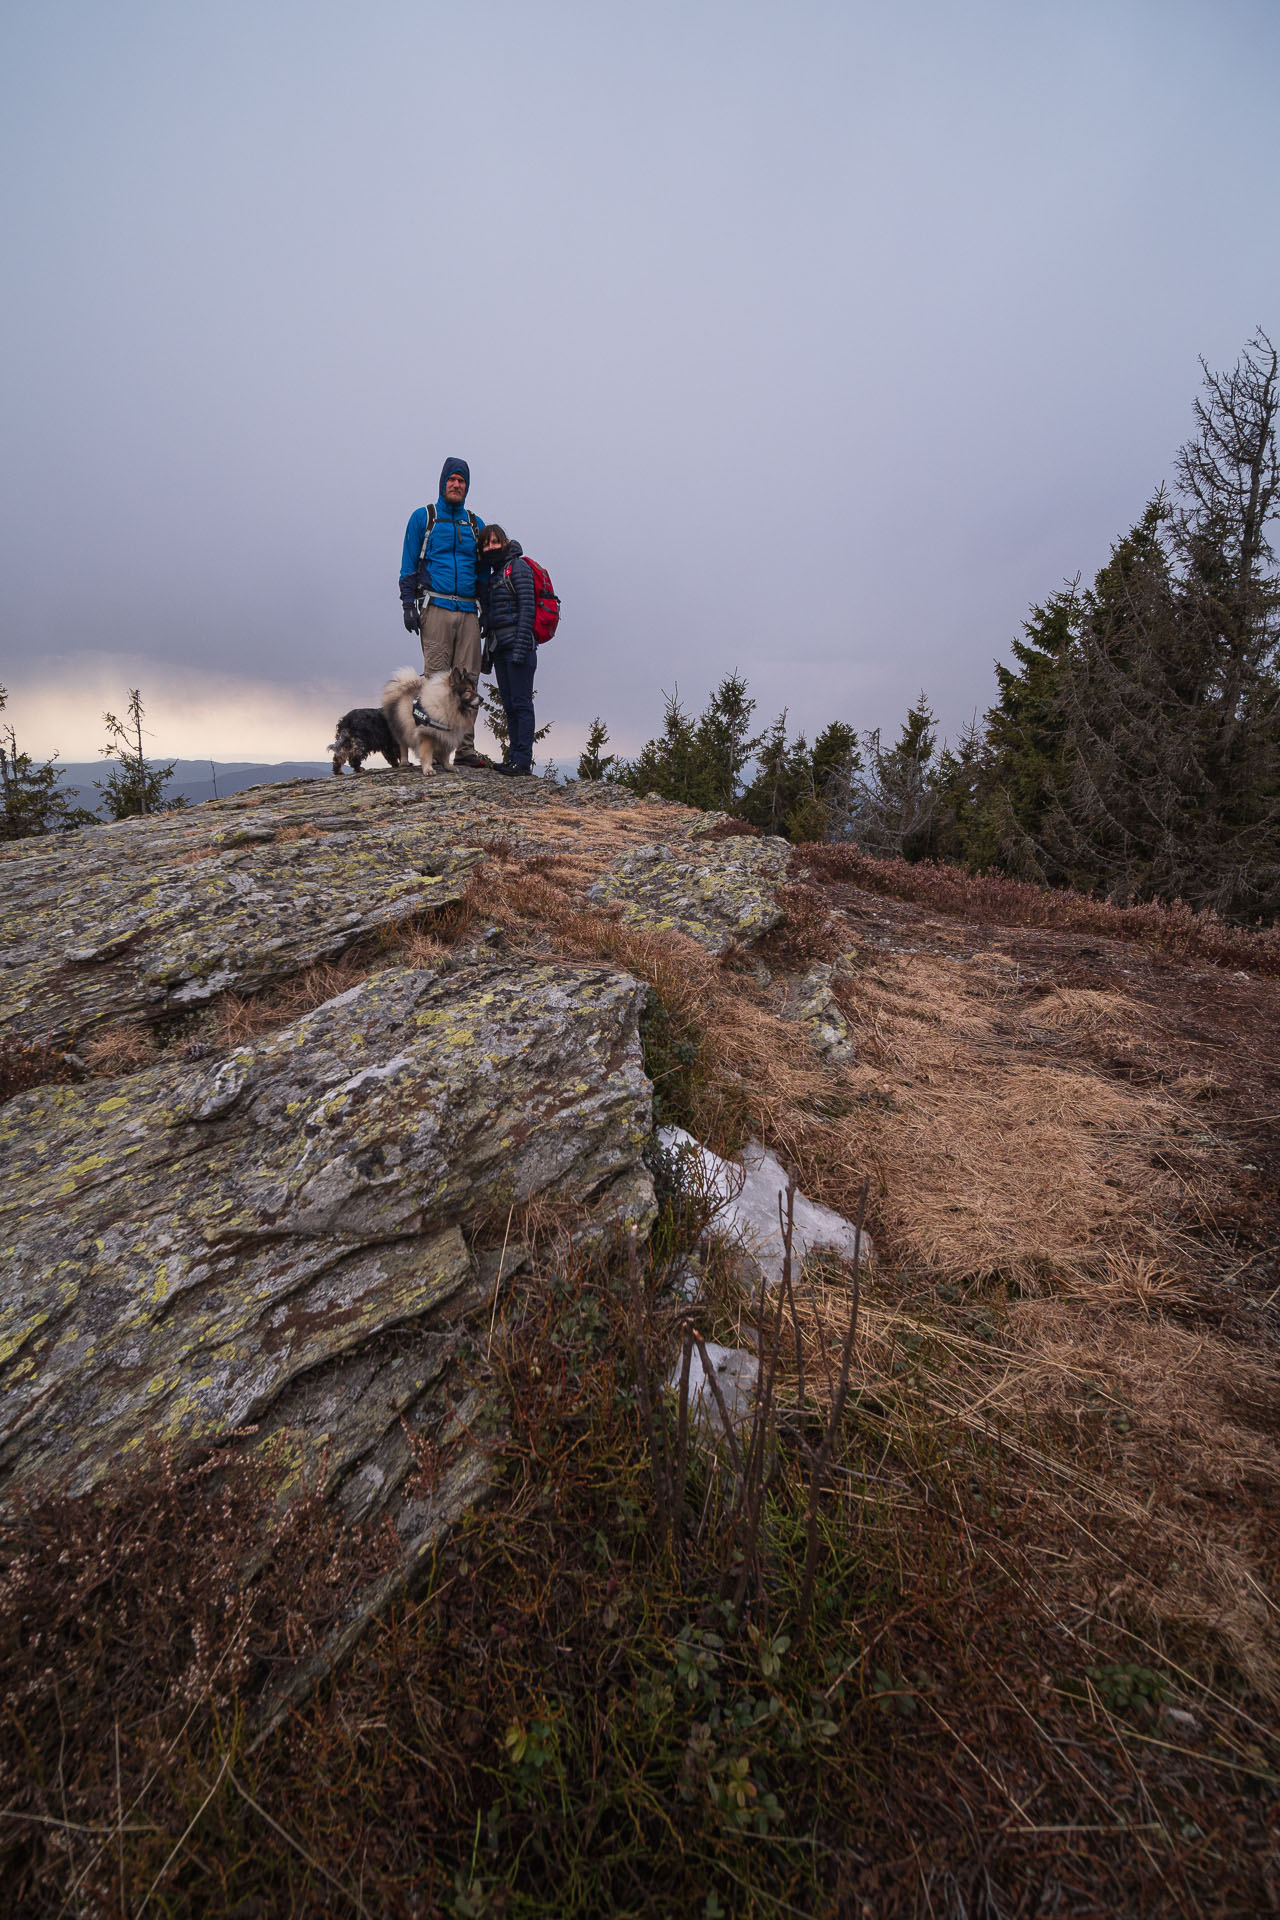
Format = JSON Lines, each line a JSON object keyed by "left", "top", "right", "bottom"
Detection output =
{"left": 787, "top": 961, "right": 856, "bottom": 1061}
{"left": 668, "top": 1340, "right": 759, "bottom": 1431}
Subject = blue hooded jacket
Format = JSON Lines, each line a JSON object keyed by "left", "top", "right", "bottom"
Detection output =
{"left": 399, "top": 458, "right": 487, "bottom": 615}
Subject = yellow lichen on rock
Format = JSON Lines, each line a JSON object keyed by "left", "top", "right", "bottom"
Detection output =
{"left": 0, "top": 957, "right": 655, "bottom": 1520}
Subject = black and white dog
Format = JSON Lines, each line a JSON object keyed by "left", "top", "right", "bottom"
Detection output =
{"left": 328, "top": 707, "right": 403, "bottom": 775}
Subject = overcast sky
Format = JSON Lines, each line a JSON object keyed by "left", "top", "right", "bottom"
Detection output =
{"left": 2, "top": 0, "right": 1277, "bottom": 767}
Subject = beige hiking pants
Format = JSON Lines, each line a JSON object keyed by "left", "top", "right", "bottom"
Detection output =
{"left": 421, "top": 603, "right": 482, "bottom": 754}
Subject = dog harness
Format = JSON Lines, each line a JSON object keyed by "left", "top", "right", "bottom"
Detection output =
{"left": 411, "top": 700, "right": 450, "bottom": 731}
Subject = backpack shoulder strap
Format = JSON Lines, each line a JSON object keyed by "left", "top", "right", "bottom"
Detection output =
{"left": 466, "top": 510, "right": 480, "bottom": 539}
{"left": 418, "top": 502, "right": 436, "bottom": 563}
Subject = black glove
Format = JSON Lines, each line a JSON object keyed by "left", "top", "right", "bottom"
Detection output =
{"left": 480, "top": 638, "right": 493, "bottom": 675}
{"left": 402, "top": 601, "right": 420, "bottom": 635}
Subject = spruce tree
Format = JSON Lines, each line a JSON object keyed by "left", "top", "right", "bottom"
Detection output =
{"left": 621, "top": 676, "right": 761, "bottom": 810}
{"left": 576, "top": 717, "right": 616, "bottom": 782}
{"left": 1174, "top": 328, "right": 1280, "bottom": 680}
{"left": 96, "top": 690, "right": 182, "bottom": 820}
{"left": 0, "top": 688, "right": 98, "bottom": 839}
{"left": 737, "top": 714, "right": 861, "bottom": 841}
{"left": 1044, "top": 502, "right": 1185, "bottom": 896}
{"left": 926, "top": 719, "right": 992, "bottom": 867}
{"left": 691, "top": 673, "right": 762, "bottom": 811}
{"left": 737, "top": 712, "right": 811, "bottom": 835}
{"left": 620, "top": 686, "right": 703, "bottom": 803}
{"left": 1043, "top": 334, "right": 1280, "bottom": 917}
{"left": 978, "top": 587, "right": 1079, "bottom": 873}
{"left": 978, "top": 333, "right": 1280, "bottom": 916}
{"left": 803, "top": 720, "right": 861, "bottom": 842}
{"left": 849, "top": 695, "right": 940, "bottom": 858}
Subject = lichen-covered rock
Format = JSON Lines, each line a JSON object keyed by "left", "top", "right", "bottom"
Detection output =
{"left": 585, "top": 836, "right": 789, "bottom": 953}
{"left": 0, "top": 959, "right": 655, "bottom": 1513}
{"left": 0, "top": 771, "right": 798, "bottom": 1711}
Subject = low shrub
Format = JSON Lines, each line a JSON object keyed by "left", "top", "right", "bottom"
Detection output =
{"left": 800, "top": 842, "right": 1280, "bottom": 974}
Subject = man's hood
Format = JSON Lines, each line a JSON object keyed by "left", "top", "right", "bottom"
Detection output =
{"left": 437, "top": 456, "right": 470, "bottom": 505}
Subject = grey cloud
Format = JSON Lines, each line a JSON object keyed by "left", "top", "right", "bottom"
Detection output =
{"left": 2, "top": 0, "right": 1277, "bottom": 762}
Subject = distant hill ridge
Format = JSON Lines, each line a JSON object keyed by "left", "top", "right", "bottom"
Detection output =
{"left": 54, "top": 759, "right": 335, "bottom": 811}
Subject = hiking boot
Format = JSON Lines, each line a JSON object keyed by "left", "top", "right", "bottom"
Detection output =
{"left": 496, "top": 761, "right": 532, "bottom": 778}
{"left": 454, "top": 750, "right": 491, "bottom": 770}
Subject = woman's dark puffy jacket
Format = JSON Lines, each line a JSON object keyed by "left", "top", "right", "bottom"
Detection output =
{"left": 480, "top": 540, "right": 536, "bottom": 666}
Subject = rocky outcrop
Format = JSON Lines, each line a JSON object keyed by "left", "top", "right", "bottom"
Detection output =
{"left": 0, "top": 783, "right": 479, "bottom": 1049}
{"left": 0, "top": 959, "right": 654, "bottom": 1515}
{"left": 1, "top": 770, "right": 865, "bottom": 1687}
{"left": 0, "top": 769, "right": 706, "bottom": 1052}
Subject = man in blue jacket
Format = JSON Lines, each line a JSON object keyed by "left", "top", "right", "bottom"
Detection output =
{"left": 399, "top": 457, "right": 489, "bottom": 767}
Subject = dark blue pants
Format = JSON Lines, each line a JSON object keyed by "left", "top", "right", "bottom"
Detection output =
{"left": 494, "top": 650, "right": 537, "bottom": 768}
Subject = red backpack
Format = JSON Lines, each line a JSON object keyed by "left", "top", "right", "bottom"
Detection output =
{"left": 500, "top": 556, "right": 561, "bottom": 644}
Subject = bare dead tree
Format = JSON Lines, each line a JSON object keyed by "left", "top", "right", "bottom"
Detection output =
{"left": 1173, "top": 328, "right": 1280, "bottom": 674}
{"left": 842, "top": 696, "right": 943, "bottom": 859}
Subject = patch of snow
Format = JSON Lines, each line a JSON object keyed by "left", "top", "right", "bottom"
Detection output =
{"left": 657, "top": 1126, "right": 871, "bottom": 1289}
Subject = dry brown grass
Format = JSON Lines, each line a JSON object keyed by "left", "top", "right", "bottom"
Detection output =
{"left": 1001, "top": 1300, "right": 1278, "bottom": 1496}
{"left": 1168, "top": 1068, "right": 1232, "bottom": 1101}
{"left": 81, "top": 1023, "right": 158, "bottom": 1073}
{"left": 215, "top": 957, "right": 375, "bottom": 1045}
{"left": 498, "top": 797, "right": 681, "bottom": 855}
{"left": 555, "top": 908, "right": 849, "bottom": 1156}
{"left": 457, "top": 797, "right": 694, "bottom": 895}
{"left": 770, "top": 1268, "right": 1280, "bottom": 1701}
{"left": 1022, "top": 983, "right": 1151, "bottom": 1036}
{"left": 457, "top": 849, "right": 1225, "bottom": 1305}
{"left": 818, "top": 954, "right": 1225, "bottom": 1288}
{"left": 392, "top": 927, "right": 451, "bottom": 968}
{"left": 993, "top": 1299, "right": 1279, "bottom": 1692}
{"left": 757, "top": 883, "right": 843, "bottom": 968}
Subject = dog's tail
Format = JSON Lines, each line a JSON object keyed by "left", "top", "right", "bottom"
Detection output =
{"left": 381, "top": 666, "right": 421, "bottom": 713}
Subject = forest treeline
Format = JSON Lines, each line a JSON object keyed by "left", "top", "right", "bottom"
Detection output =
{"left": 585, "top": 330, "right": 1280, "bottom": 924}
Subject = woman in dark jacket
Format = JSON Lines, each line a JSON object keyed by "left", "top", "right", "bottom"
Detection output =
{"left": 478, "top": 524, "right": 537, "bottom": 776}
